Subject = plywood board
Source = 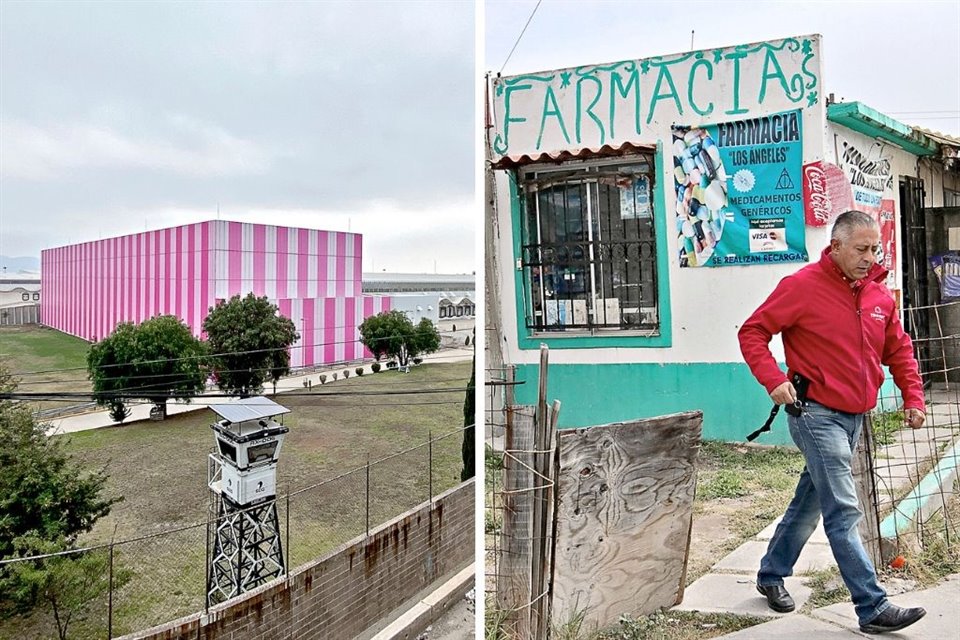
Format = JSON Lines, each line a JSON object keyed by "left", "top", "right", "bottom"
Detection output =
{"left": 552, "top": 411, "right": 703, "bottom": 630}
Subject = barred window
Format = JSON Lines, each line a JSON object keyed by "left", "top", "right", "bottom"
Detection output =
{"left": 519, "top": 155, "right": 660, "bottom": 334}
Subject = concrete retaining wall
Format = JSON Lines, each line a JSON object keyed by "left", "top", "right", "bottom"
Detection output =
{"left": 119, "top": 480, "right": 475, "bottom": 640}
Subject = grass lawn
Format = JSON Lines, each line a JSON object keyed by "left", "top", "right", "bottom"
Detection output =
{"left": 0, "top": 325, "right": 92, "bottom": 394}
{"left": 2, "top": 360, "right": 472, "bottom": 640}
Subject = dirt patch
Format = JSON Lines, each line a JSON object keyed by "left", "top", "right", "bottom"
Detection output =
{"left": 687, "top": 506, "right": 741, "bottom": 583}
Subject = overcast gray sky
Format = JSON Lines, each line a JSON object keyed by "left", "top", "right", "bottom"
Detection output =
{"left": 486, "top": 0, "right": 959, "bottom": 137}
{"left": 0, "top": 0, "right": 475, "bottom": 273}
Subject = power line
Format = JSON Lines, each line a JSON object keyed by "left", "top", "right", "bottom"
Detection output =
{"left": 886, "top": 110, "right": 960, "bottom": 115}
{"left": 500, "top": 0, "right": 543, "bottom": 75}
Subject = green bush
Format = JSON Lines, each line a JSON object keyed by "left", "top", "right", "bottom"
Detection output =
{"left": 412, "top": 357, "right": 423, "bottom": 365}
{"left": 371, "top": 362, "right": 382, "bottom": 373}
{"left": 871, "top": 410, "right": 904, "bottom": 446}
{"left": 343, "top": 370, "right": 350, "bottom": 378}
{"left": 319, "top": 374, "right": 327, "bottom": 384}
{"left": 355, "top": 367, "right": 364, "bottom": 376}
{"left": 332, "top": 372, "right": 338, "bottom": 381}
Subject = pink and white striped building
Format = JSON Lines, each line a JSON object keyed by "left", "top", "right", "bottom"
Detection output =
{"left": 40, "top": 220, "right": 391, "bottom": 368}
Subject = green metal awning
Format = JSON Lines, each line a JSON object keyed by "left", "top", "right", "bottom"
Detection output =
{"left": 827, "top": 102, "right": 938, "bottom": 156}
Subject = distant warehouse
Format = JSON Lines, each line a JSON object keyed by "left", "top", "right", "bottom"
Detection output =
{"left": 40, "top": 221, "right": 391, "bottom": 368}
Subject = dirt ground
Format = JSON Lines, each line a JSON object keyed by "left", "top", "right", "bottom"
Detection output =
{"left": 685, "top": 498, "right": 753, "bottom": 584}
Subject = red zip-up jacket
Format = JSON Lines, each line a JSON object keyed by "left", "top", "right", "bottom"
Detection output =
{"left": 738, "top": 247, "right": 925, "bottom": 414}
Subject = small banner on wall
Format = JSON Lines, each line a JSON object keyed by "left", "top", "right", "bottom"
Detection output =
{"left": 835, "top": 137, "right": 898, "bottom": 290}
{"left": 803, "top": 160, "right": 852, "bottom": 226}
{"left": 879, "top": 198, "right": 897, "bottom": 289}
{"left": 672, "top": 109, "right": 807, "bottom": 268}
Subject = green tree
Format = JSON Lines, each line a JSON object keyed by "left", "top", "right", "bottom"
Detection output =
{"left": 414, "top": 317, "right": 442, "bottom": 357}
{"left": 87, "top": 315, "right": 208, "bottom": 420}
{"left": 0, "top": 367, "right": 119, "bottom": 618}
{"left": 203, "top": 293, "right": 299, "bottom": 397}
{"left": 5, "top": 536, "right": 131, "bottom": 640}
{"left": 461, "top": 348, "right": 476, "bottom": 482}
{"left": 358, "top": 311, "right": 441, "bottom": 368}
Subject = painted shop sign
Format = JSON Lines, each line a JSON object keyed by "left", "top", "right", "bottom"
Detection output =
{"left": 836, "top": 137, "right": 898, "bottom": 289}
{"left": 490, "top": 35, "right": 821, "bottom": 159}
{"left": 673, "top": 110, "right": 806, "bottom": 268}
{"left": 838, "top": 137, "right": 893, "bottom": 210}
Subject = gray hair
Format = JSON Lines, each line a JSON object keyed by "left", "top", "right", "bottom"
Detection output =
{"left": 831, "top": 210, "right": 879, "bottom": 242}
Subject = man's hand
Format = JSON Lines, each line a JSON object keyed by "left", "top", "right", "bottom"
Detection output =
{"left": 904, "top": 408, "right": 926, "bottom": 429}
{"left": 770, "top": 380, "right": 797, "bottom": 406}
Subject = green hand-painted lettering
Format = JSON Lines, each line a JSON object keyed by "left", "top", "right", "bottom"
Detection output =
{"left": 646, "top": 64, "right": 683, "bottom": 124}
{"left": 610, "top": 68, "right": 641, "bottom": 138}
{"left": 576, "top": 75, "right": 605, "bottom": 145}
{"left": 497, "top": 83, "right": 533, "bottom": 155}
{"left": 537, "top": 85, "right": 570, "bottom": 149}
{"left": 759, "top": 48, "right": 792, "bottom": 103}
{"left": 687, "top": 59, "right": 715, "bottom": 116}
{"left": 724, "top": 51, "right": 749, "bottom": 115}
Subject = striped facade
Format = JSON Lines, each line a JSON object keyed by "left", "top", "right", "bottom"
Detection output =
{"left": 40, "top": 221, "right": 390, "bottom": 368}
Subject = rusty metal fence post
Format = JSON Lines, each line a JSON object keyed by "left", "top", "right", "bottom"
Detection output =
{"left": 108, "top": 542, "right": 115, "bottom": 639}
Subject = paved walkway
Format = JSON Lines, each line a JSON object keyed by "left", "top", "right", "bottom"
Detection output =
{"left": 676, "top": 387, "right": 960, "bottom": 638}
{"left": 46, "top": 347, "right": 474, "bottom": 435}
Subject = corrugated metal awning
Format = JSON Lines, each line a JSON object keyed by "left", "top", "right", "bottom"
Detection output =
{"left": 913, "top": 127, "right": 960, "bottom": 149}
{"left": 491, "top": 141, "right": 657, "bottom": 170}
{"left": 209, "top": 396, "right": 290, "bottom": 423}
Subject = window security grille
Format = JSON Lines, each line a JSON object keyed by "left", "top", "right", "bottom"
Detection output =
{"left": 519, "top": 156, "right": 660, "bottom": 334}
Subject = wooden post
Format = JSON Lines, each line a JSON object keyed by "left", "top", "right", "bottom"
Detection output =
{"left": 498, "top": 406, "right": 535, "bottom": 638}
{"left": 530, "top": 346, "right": 549, "bottom": 639}
{"left": 853, "top": 414, "right": 884, "bottom": 567}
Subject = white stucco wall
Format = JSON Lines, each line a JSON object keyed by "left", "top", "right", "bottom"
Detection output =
{"left": 491, "top": 34, "right": 832, "bottom": 366}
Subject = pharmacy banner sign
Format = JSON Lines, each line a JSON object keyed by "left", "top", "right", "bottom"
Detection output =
{"left": 672, "top": 109, "right": 807, "bottom": 268}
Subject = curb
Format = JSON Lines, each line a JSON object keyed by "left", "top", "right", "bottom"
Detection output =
{"left": 367, "top": 564, "right": 475, "bottom": 640}
{"left": 879, "top": 436, "right": 960, "bottom": 550}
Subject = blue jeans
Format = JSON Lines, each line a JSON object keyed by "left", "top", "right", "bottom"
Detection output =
{"left": 757, "top": 400, "right": 889, "bottom": 625}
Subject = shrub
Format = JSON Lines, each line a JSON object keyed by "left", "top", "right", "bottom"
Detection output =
{"left": 464, "top": 335, "right": 470, "bottom": 346}
{"left": 332, "top": 372, "right": 339, "bottom": 381}
{"left": 355, "top": 367, "right": 364, "bottom": 376}
{"left": 343, "top": 370, "right": 351, "bottom": 379}
{"left": 319, "top": 374, "right": 327, "bottom": 384}
{"left": 412, "top": 357, "right": 423, "bottom": 365}
{"left": 371, "top": 362, "right": 382, "bottom": 373}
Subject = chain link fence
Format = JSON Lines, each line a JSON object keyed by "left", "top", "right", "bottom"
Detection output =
{"left": 865, "top": 300, "right": 960, "bottom": 568}
{"left": 0, "top": 427, "right": 468, "bottom": 640}
{"left": 485, "top": 363, "right": 558, "bottom": 640}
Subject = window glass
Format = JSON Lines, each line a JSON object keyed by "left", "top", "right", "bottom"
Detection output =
{"left": 519, "top": 156, "right": 659, "bottom": 333}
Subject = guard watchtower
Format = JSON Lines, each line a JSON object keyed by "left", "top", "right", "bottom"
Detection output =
{"left": 206, "top": 396, "right": 290, "bottom": 605}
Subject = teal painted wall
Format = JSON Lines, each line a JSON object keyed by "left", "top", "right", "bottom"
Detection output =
{"left": 512, "top": 361, "right": 793, "bottom": 444}
{"left": 512, "top": 362, "right": 907, "bottom": 445}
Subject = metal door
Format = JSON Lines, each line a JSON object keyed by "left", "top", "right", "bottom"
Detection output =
{"left": 899, "top": 176, "right": 931, "bottom": 380}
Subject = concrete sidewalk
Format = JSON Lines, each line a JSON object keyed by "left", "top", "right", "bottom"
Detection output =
{"left": 676, "top": 516, "right": 960, "bottom": 638}
{"left": 676, "top": 387, "right": 960, "bottom": 638}
{"left": 46, "top": 347, "right": 473, "bottom": 435}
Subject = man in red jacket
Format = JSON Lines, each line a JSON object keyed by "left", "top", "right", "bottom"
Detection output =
{"left": 739, "top": 210, "right": 927, "bottom": 634}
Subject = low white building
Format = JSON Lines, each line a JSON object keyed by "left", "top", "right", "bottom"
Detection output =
{"left": 0, "top": 274, "right": 41, "bottom": 325}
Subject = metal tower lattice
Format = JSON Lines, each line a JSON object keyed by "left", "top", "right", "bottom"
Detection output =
{"left": 207, "top": 495, "right": 285, "bottom": 606}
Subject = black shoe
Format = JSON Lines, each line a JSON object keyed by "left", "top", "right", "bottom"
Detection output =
{"left": 756, "top": 583, "right": 795, "bottom": 613}
{"left": 859, "top": 605, "right": 926, "bottom": 634}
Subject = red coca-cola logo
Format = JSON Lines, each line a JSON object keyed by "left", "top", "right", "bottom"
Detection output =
{"left": 804, "top": 163, "right": 831, "bottom": 224}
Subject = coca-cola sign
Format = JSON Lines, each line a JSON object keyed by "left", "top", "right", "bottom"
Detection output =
{"left": 803, "top": 161, "right": 851, "bottom": 226}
